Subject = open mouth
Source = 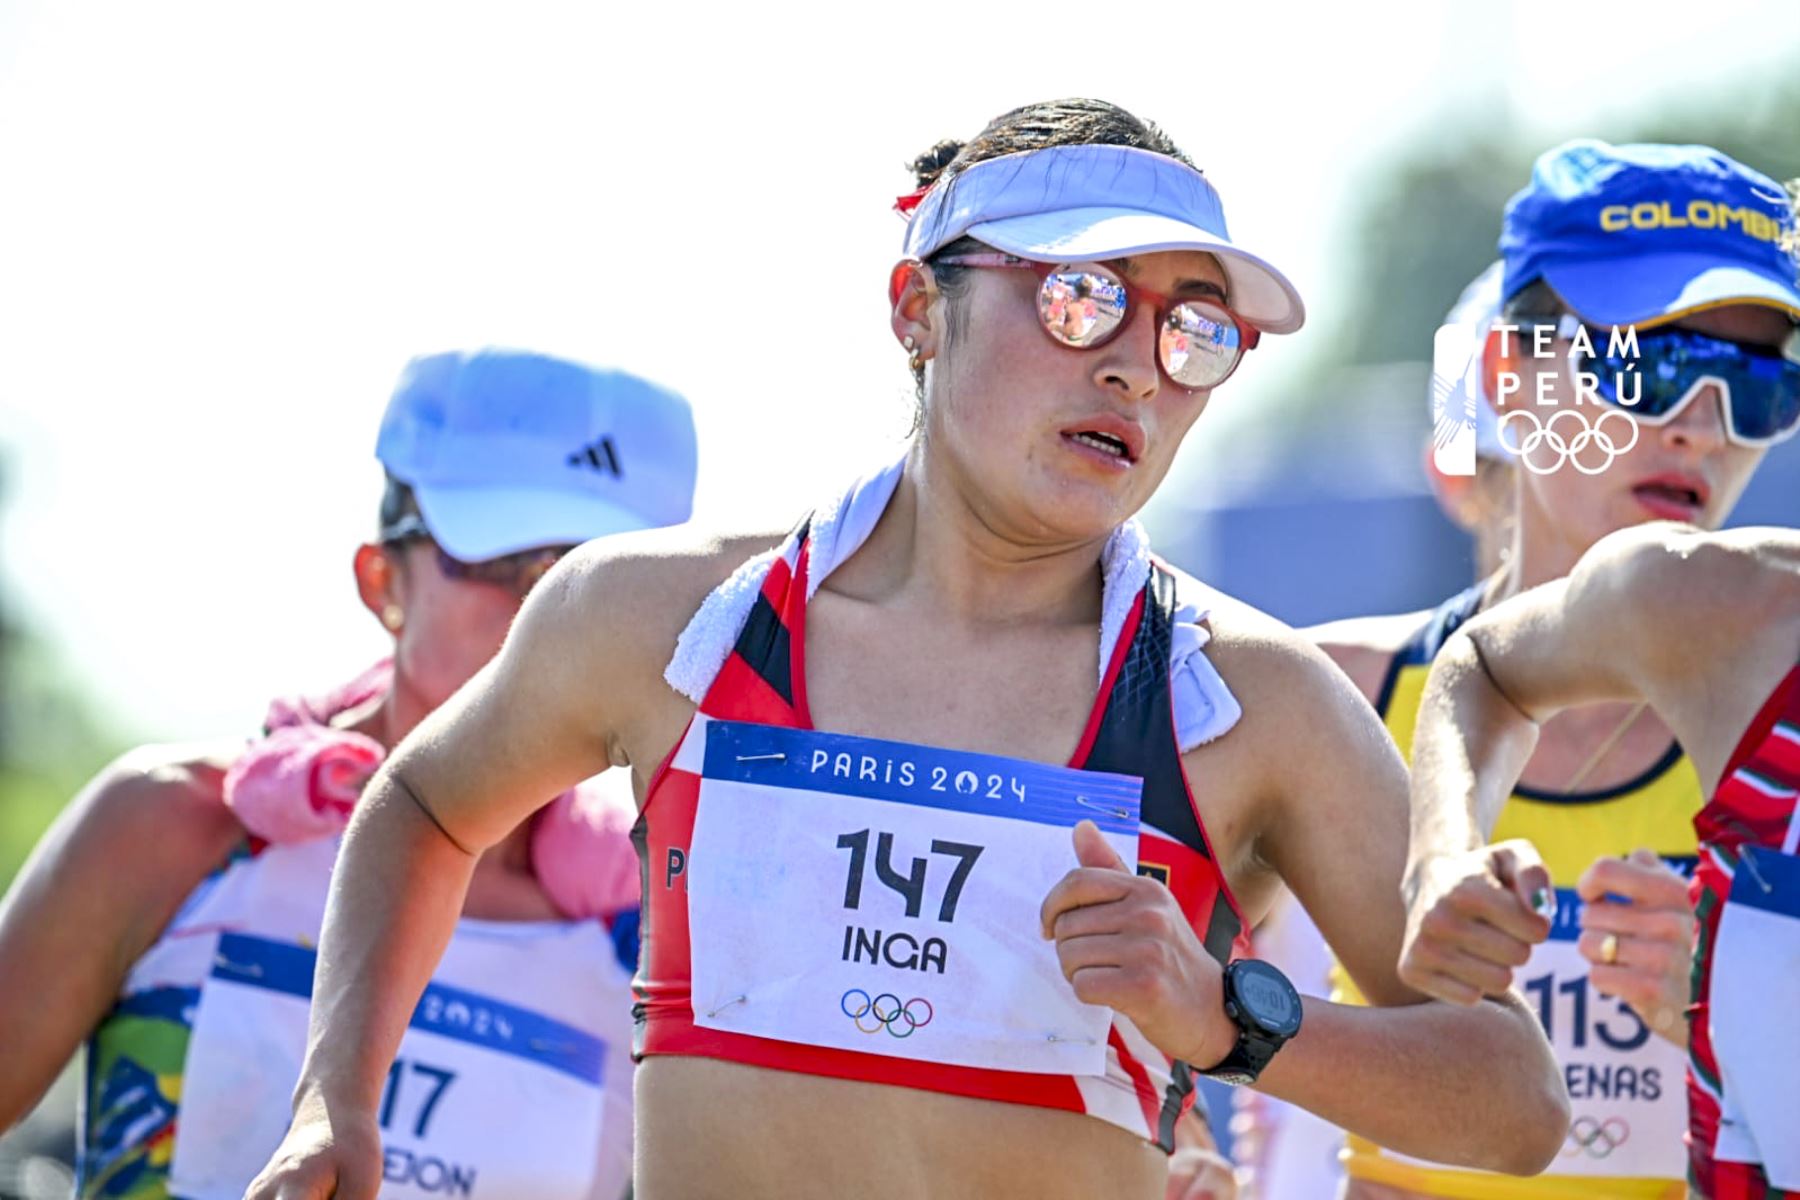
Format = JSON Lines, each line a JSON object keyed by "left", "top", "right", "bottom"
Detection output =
{"left": 1063, "top": 430, "right": 1136, "bottom": 465}
{"left": 1631, "top": 479, "right": 1707, "bottom": 517}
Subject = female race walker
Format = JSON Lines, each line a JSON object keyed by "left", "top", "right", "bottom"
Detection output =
{"left": 249, "top": 100, "right": 1568, "bottom": 1200}
{"left": 1316, "top": 143, "right": 1800, "bottom": 1200}
{"left": 1401, "top": 519, "right": 1800, "bottom": 1197}
{"left": 0, "top": 348, "right": 701, "bottom": 1199}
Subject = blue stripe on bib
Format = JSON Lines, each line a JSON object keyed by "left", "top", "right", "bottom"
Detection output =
{"left": 1729, "top": 845, "right": 1800, "bottom": 918}
{"left": 701, "top": 720, "right": 1142, "bottom": 836}
{"left": 210, "top": 932, "right": 606, "bottom": 1083}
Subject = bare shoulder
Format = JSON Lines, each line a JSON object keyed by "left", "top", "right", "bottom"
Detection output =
{"left": 76, "top": 740, "right": 245, "bottom": 846}
{"left": 505, "top": 525, "right": 790, "bottom": 766}
{"left": 1302, "top": 609, "right": 1435, "bottom": 705}
{"left": 534, "top": 524, "right": 791, "bottom": 671}
{"left": 14, "top": 740, "right": 249, "bottom": 919}
{"left": 1166, "top": 567, "right": 1381, "bottom": 752}
{"left": 1575, "top": 522, "right": 1800, "bottom": 634}
{"left": 1165, "top": 570, "right": 1407, "bottom": 916}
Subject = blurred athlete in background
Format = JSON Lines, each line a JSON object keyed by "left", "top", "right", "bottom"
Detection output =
{"left": 1403, "top": 519, "right": 1800, "bottom": 1197}
{"left": 1311, "top": 142, "right": 1799, "bottom": 1200}
{"left": 0, "top": 348, "right": 701, "bottom": 1199}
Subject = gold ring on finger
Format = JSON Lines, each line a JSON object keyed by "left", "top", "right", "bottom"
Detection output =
{"left": 1600, "top": 932, "right": 1620, "bottom": 965}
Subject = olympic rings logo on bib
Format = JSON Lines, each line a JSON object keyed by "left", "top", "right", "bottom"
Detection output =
{"left": 1497, "top": 408, "right": 1640, "bottom": 475}
{"left": 1561, "top": 1115, "right": 1630, "bottom": 1160}
{"left": 840, "top": 989, "right": 934, "bottom": 1038}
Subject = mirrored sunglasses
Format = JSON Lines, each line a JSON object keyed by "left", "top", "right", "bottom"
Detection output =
{"left": 1524, "top": 312, "right": 1800, "bottom": 447}
{"left": 933, "top": 254, "right": 1259, "bottom": 391}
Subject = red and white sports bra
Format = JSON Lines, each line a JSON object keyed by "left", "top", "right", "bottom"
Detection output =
{"left": 632, "top": 524, "right": 1249, "bottom": 1150}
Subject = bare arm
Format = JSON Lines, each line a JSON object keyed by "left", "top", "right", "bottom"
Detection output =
{"left": 249, "top": 534, "right": 728, "bottom": 1200}
{"left": 0, "top": 746, "right": 243, "bottom": 1129}
{"left": 1400, "top": 523, "right": 1800, "bottom": 1023}
{"left": 1042, "top": 627, "right": 1567, "bottom": 1175}
{"left": 1246, "top": 635, "right": 1567, "bottom": 1174}
{"left": 1411, "top": 522, "right": 1797, "bottom": 848}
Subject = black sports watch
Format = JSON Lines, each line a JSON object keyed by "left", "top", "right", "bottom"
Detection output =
{"left": 1198, "top": 958, "right": 1303, "bottom": 1086}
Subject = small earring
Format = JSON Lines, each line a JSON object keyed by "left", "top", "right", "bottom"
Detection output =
{"left": 903, "top": 337, "right": 924, "bottom": 373}
{"left": 381, "top": 604, "right": 404, "bottom": 631}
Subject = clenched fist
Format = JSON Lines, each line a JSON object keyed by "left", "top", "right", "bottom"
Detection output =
{"left": 1040, "top": 820, "right": 1235, "bottom": 1069}
{"left": 246, "top": 1089, "right": 383, "bottom": 1200}
{"left": 1400, "top": 838, "right": 1553, "bottom": 1005}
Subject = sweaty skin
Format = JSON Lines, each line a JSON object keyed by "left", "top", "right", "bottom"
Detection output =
{"left": 249, "top": 254, "right": 1566, "bottom": 1200}
{"left": 1403, "top": 523, "right": 1800, "bottom": 999}
{"left": 250, "top": 523, "right": 1565, "bottom": 1200}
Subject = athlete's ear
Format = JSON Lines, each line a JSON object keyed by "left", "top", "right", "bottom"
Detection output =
{"left": 890, "top": 258, "right": 941, "bottom": 360}
{"left": 353, "top": 542, "right": 404, "bottom": 631}
{"left": 1482, "top": 325, "right": 1519, "bottom": 411}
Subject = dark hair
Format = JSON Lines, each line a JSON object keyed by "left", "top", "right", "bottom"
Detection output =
{"left": 1499, "top": 278, "right": 1563, "bottom": 321}
{"left": 378, "top": 473, "right": 421, "bottom": 538}
{"left": 902, "top": 99, "right": 1197, "bottom": 417}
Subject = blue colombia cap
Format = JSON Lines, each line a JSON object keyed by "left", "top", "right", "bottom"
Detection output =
{"left": 375, "top": 348, "right": 698, "bottom": 561}
{"left": 1499, "top": 139, "right": 1800, "bottom": 327}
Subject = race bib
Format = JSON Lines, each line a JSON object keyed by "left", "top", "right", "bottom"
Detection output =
{"left": 1712, "top": 844, "right": 1800, "bottom": 1188}
{"left": 1519, "top": 890, "right": 1689, "bottom": 1179}
{"left": 169, "top": 933, "right": 606, "bottom": 1200}
{"left": 686, "top": 720, "right": 1141, "bottom": 1076}
{"left": 1377, "top": 881, "right": 1689, "bottom": 1180}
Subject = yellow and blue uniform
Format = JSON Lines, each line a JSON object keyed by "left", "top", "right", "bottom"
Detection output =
{"left": 1340, "top": 585, "right": 1699, "bottom": 1200}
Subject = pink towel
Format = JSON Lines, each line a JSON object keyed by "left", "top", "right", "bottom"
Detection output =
{"left": 223, "top": 724, "right": 384, "bottom": 843}
{"left": 531, "top": 781, "right": 641, "bottom": 920}
{"left": 222, "top": 660, "right": 639, "bottom": 919}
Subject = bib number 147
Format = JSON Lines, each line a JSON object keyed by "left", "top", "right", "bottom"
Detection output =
{"left": 835, "top": 830, "right": 984, "bottom": 922}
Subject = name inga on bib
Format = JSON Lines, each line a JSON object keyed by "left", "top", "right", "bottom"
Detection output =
{"left": 684, "top": 720, "right": 1143, "bottom": 1075}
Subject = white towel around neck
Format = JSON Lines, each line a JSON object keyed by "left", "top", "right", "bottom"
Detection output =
{"left": 664, "top": 453, "right": 1241, "bottom": 751}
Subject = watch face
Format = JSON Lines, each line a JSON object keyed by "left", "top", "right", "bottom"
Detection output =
{"left": 1232, "top": 960, "right": 1303, "bottom": 1039}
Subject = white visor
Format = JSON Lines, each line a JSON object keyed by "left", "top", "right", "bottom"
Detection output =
{"left": 903, "top": 145, "right": 1305, "bottom": 335}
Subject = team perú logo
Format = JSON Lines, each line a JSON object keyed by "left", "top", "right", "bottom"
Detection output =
{"left": 1493, "top": 322, "right": 1643, "bottom": 476}
{"left": 1436, "top": 316, "right": 1646, "bottom": 477}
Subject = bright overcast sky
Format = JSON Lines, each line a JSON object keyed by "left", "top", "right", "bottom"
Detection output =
{"left": 2, "top": 0, "right": 1795, "bottom": 741}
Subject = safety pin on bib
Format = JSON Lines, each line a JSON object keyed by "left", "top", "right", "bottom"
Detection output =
{"left": 1740, "top": 848, "right": 1774, "bottom": 895}
{"left": 214, "top": 956, "right": 265, "bottom": 978}
{"left": 1075, "top": 796, "right": 1133, "bottom": 822}
{"left": 735, "top": 753, "right": 786, "bottom": 764}
{"left": 1045, "top": 1032, "right": 1101, "bottom": 1046}
{"left": 705, "top": 994, "right": 749, "bottom": 1018}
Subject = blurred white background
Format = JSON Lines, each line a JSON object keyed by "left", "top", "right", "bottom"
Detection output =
{"left": 2, "top": 0, "right": 1796, "bottom": 739}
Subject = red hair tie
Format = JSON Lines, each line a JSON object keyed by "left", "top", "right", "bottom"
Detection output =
{"left": 893, "top": 187, "right": 928, "bottom": 217}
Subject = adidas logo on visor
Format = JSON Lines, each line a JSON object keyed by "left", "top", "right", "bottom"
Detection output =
{"left": 568, "top": 436, "right": 622, "bottom": 477}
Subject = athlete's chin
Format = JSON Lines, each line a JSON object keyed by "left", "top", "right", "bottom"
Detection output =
{"left": 1024, "top": 473, "right": 1147, "bottom": 539}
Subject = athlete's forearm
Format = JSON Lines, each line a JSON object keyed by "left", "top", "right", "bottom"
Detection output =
{"left": 1257, "top": 992, "right": 1566, "bottom": 1175}
{"left": 0, "top": 758, "right": 242, "bottom": 1129}
{"left": 291, "top": 768, "right": 477, "bottom": 1116}
{"left": 1408, "top": 633, "right": 1538, "bottom": 862}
